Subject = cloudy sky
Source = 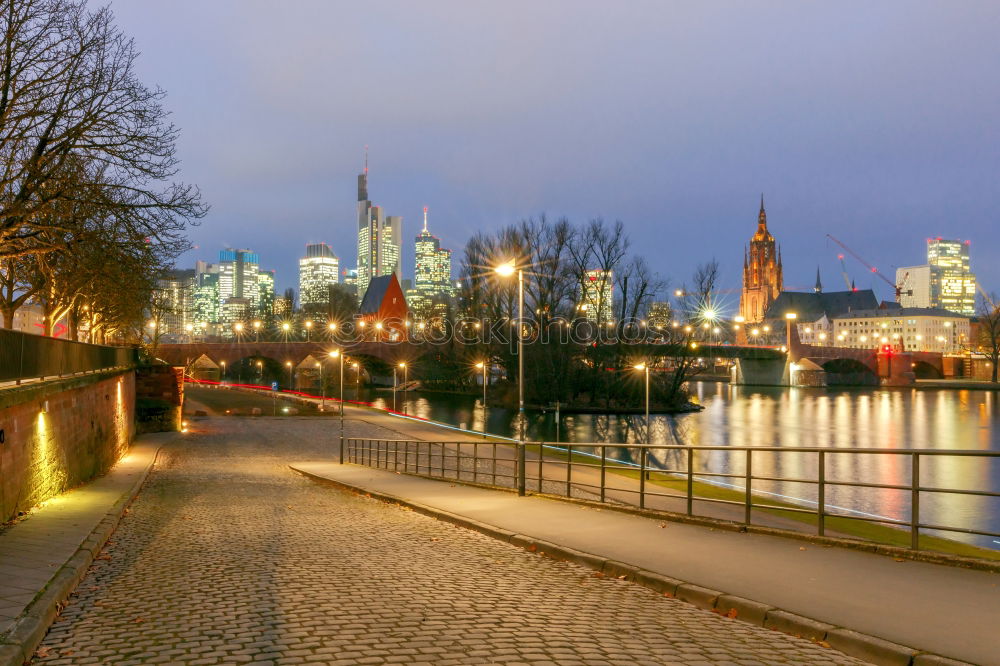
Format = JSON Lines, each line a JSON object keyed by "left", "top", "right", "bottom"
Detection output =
{"left": 112, "top": 1, "right": 1000, "bottom": 307}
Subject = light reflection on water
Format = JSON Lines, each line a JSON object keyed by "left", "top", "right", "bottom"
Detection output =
{"left": 363, "top": 383, "right": 1000, "bottom": 549}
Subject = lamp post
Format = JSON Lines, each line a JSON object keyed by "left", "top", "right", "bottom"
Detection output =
{"left": 304, "top": 320, "right": 313, "bottom": 341}
{"left": 220, "top": 360, "right": 226, "bottom": 382}
{"left": 353, "top": 362, "right": 360, "bottom": 399}
{"left": 285, "top": 361, "right": 292, "bottom": 390}
{"left": 784, "top": 312, "right": 798, "bottom": 351}
{"left": 253, "top": 320, "right": 261, "bottom": 342}
{"left": 281, "top": 321, "right": 291, "bottom": 338}
{"left": 475, "top": 361, "right": 487, "bottom": 408}
{"left": 256, "top": 360, "right": 263, "bottom": 383}
{"left": 331, "top": 350, "right": 345, "bottom": 463}
{"left": 495, "top": 260, "right": 526, "bottom": 496}
{"left": 234, "top": 321, "right": 244, "bottom": 338}
{"left": 392, "top": 365, "right": 397, "bottom": 411}
{"left": 317, "top": 361, "right": 324, "bottom": 410}
{"left": 634, "top": 363, "right": 650, "bottom": 444}
{"left": 398, "top": 362, "right": 408, "bottom": 415}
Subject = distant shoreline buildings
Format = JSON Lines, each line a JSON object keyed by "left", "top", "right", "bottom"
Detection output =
{"left": 149, "top": 154, "right": 456, "bottom": 341}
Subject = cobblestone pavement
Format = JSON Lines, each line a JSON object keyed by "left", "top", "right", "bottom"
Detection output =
{"left": 32, "top": 415, "right": 862, "bottom": 665}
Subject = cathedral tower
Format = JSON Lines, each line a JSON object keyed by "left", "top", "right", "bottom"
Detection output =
{"left": 739, "top": 196, "right": 783, "bottom": 323}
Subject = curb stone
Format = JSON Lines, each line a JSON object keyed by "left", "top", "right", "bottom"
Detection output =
{"left": 291, "top": 463, "right": 977, "bottom": 666}
{"left": 826, "top": 628, "right": 918, "bottom": 666}
{"left": 0, "top": 440, "right": 171, "bottom": 666}
{"left": 763, "top": 609, "right": 836, "bottom": 642}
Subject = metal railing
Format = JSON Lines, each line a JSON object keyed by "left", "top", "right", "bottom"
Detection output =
{"left": 346, "top": 437, "right": 1000, "bottom": 553}
{"left": 0, "top": 329, "right": 136, "bottom": 385}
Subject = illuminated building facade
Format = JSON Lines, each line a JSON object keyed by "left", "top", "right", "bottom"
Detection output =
{"left": 895, "top": 240, "right": 976, "bottom": 316}
{"left": 217, "top": 249, "right": 259, "bottom": 338}
{"left": 739, "top": 197, "right": 784, "bottom": 323}
{"left": 257, "top": 270, "right": 275, "bottom": 320}
{"left": 578, "top": 269, "right": 614, "bottom": 324}
{"left": 356, "top": 157, "right": 402, "bottom": 301}
{"left": 830, "top": 308, "right": 970, "bottom": 353}
{"left": 412, "top": 207, "right": 453, "bottom": 317}
{"left": 298, "top": 243, "right": 339, "bottom": 308}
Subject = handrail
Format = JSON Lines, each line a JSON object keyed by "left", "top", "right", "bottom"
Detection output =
{"left": 344, "top": 437, "right": 1000, "bottom": 556}
{"left": 0, "top": 329, "right": 137, "bottom": 385}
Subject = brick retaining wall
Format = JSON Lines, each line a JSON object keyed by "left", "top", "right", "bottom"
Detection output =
{"left": 0, "top": 371, "right": 135, "bottom": 523}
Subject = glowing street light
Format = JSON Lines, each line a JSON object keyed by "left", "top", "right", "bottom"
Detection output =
{"left": 398, "top": 362, "right": 408, "bottom": 414}
{"left": 495, "top": 259, "right": 526, "bottom": 495}
{"left": 304, "top": 320, "right": 313, "bottom": 341}
{"left": 253, "top": 320, "right": 261, "bottom": 341}
{"left": 234, "top": 322, "right": 244, "bottom": 335}
{"left": 285, "top": 360, "right": 293, "bottom": 389}
{"left": 475, "top": 361, "right": 487, "bottom": 408}
{"left": 633, "top": 363, "right": 650, "bottom": 444}
{"left": 330, "top": 349, "right": 345, "bottom": 461}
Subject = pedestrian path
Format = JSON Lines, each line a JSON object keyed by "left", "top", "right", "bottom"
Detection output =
{"left": 291, "top": 461, "right": 999, "bottom": 666}
{"left": 0, "top": 434, "right": 170, "bottom": 665}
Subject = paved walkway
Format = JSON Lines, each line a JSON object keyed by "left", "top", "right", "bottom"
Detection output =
{"left": 29, "top": 411, "right": 861, "bottom": 665}
{"left": 0, "top": 434, "right": 169, "bottom": 663}
{"left": 290, "top": 462, "right": 999, "bottom": 666}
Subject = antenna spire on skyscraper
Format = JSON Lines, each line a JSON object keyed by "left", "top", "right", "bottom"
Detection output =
{"left": 364, "top": 145, "right": 368, "bottom": 175}
{"left": 423, "top": 206, "right": 428, "bottom": 233}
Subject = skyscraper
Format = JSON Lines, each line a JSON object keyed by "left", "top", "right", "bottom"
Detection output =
{"left": 298, "top": 243, "right": 339, "bottom": 309}
{"left": 355, "top": 154, "right": 402, "bottom": 301}
{"left": 739, "top": 197, "right": 783, "bottom": 323}
{"left": 578, "top": 269, "right": 614, "bottom": 324}
{"left": 258, "top": 270, "right": 275, "bottom": 320}
{"left": 898, "top": 239, "right": 977, "bottom": 315}
{"left": 217, "top": 248, "right": 260, "bottom": 336}
{"left": 412, "top": 207, "right": 453, "bottom": 315}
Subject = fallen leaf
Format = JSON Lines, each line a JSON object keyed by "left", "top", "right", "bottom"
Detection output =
{"left": 799, "top": 547, "right": 807, "bottom": 551}
{"left": 894, "top": 558, "right": 905, "bottom": 562}
{"left": 34, "top": 647, "right": 51, "bottom": 658}
{"left": 133, "top": 617, "right": 145, "bottom": 624}
{"left": 726, "top": 608, "right": 738, "bottom": 619}
{"left": 817, "top": 640, "right": 831, "bottom": 648}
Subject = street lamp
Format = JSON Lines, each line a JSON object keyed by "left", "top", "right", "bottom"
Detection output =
{"left": 331, "top": 349, "right": 345, "bottom": 462}
{"left": 475, "top": 361, "right": 487, "bottom": 408}
{"left": 495, "top": 259, "right": 526, "bottom": 496}
{"left": 634, "top": 362, "right": 650, "bottom": 444}
{"left": 398, "top": 362, "right": 408, "bottom": 415}
{"left": 234, "top": 322, "right": 244, "bottom": 336}
{"left": 253, "top": 320, "right": 261, "bottom": 342}
{"left": 304, "top": 320, "right": 313, "bottom": 341}
{"left": 285, "top": 361, "right": 293, "bottom": 389}
{"left": 220, "top": 360, "right": 226, "bottom": 381}
{"left": 353, "top": 362, "right": 360, "bottom": 398}
{"left": 281, "top": 321, "right": 291, "bottom": 336}
{"left": 256, "top": 360, "right": 263, "bottom": 383}
{"left": 784, "top": 312, "right": 797, "bottom": 351}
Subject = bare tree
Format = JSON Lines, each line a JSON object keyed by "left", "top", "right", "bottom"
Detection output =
{"left": 974, "top": 292, "right": 1000, "bottom": 383}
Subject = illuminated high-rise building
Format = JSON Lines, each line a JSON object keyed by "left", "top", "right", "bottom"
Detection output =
{"left": 355, "top": 152, "right": 402, "bottom": 301}
{"left": 739, "top": 197, "right": 783, "bottom": 323}
{"left": 928, "top": 239, "right": 976, "bottom": 316}
{"left": 896, "top": 239, "right": 976, "bottom": 316}
{"left": 414, "top": 207, "right": 453, "bottom": 298}
{"left": 298, "top": 243, "right": 339, "bottom": 308}
{"left": 217, "top": 248, "right": 259, "bottom": 338}
{"left": 578, "top": 269, "right": 614, "bottom": 324}
{"left": 257, "top": 270, "right": 275, "bottom": 320}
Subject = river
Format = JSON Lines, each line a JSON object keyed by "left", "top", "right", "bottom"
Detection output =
{"left": 353, "top": 381, "right": 1000, "bottom": 551}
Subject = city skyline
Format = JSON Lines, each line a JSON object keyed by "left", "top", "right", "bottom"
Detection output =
{"left": 112, "top": 1, "right": 1000, "bottom": 303}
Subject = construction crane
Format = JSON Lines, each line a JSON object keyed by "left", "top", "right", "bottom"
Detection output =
{"left": 836, "top": 254, "right": 855, "bottom": 291}
{"left": 826, "top": 234, "right": 912, "bottom": 301}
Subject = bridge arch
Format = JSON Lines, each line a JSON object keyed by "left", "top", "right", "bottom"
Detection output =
{"left": 911, "top": 360, "right": 944, "bottom": 380}
{"left": 821, "top": 358, "right": 878, "bottom": 386}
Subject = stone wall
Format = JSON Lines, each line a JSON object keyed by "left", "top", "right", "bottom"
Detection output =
{"left": 135, "top": 365, "right": 184, "bottom": 434}
{"left": 0, "top": 371, "right": 135, "bottom": 523}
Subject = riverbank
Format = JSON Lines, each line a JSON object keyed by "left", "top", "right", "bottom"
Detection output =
{"left": 396, "top": 386, "right": 705, "bottom": 415}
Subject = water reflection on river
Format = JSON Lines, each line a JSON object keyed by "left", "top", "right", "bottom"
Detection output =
{"left": 362, "top": 382, "right": 1000, "bottom": 550}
